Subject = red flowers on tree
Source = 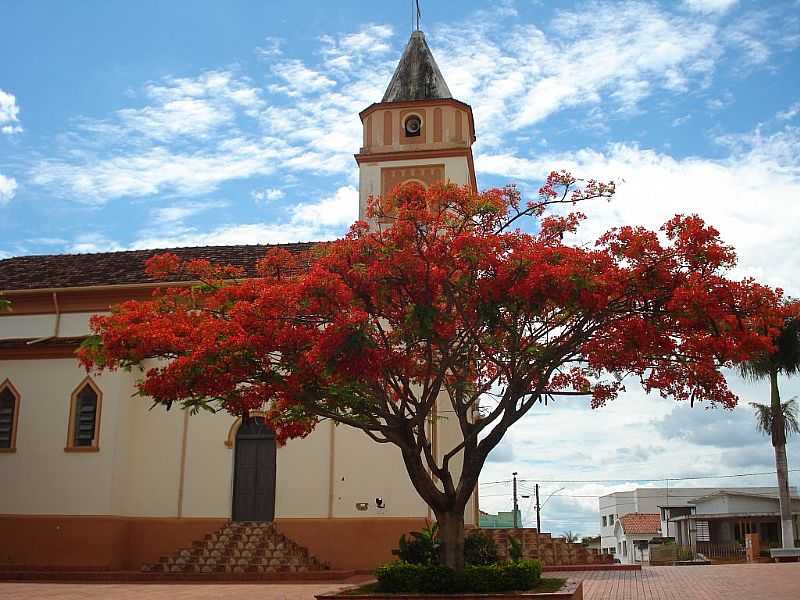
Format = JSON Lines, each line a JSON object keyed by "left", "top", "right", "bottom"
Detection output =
{"left": 79, "top": 173, "right": 782, "bottom": 569}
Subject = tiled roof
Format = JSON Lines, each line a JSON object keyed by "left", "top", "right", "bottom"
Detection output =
{"left": 619, "top": 513, "right": 661, "bottom": 535}
{"left": 0, "top": 243, "right": 319, "bottom": 292}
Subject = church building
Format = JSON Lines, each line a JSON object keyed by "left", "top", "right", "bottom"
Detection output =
{"left": 0, "top": 31, "right": 479, "bottom": 572}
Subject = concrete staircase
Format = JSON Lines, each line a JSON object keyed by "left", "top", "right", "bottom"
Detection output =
{"left": 141, "top": 521, "right": 328, "bottom": 574}
{"left": 485, "top": 528, "right": 611, "bottom": 566}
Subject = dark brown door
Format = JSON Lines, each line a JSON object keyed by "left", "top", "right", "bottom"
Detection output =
{"left": 233, "top": 416, "right": 276, "bottom": 522}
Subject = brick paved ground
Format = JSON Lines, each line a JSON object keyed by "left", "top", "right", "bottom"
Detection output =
{"left": 0, "top": 580, "right": 357, "bottom": 600}
{"left": 558, "top": 564, "right": 800, "bottom": 600}
{"left": 1, "top": 565, "right": 799, "bottom": 599}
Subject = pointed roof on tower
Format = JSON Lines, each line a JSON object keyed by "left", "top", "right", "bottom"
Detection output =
{"left": 382, "top": 31, "right": 452, "bottom": 102}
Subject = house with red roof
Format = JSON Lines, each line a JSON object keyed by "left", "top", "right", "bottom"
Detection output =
{"left": 613, "top": 513, "right": 662, "bottom": 564}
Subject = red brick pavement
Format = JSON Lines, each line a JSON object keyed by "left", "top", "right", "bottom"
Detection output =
{"left": 1, "top": 565, "right": 799, "bottom": 599}
{"left": 0, "top": 580, "right": 357, "bottom": 600}
{"left": 558, "top": 564, "right": 800, "bottom": 600}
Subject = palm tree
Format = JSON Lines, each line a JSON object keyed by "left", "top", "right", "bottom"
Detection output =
{"left": 562, "top": 530, "right": 579, "bottom": 543}
{"left": 741, "top": 316, "right": 800, "bottom": 549}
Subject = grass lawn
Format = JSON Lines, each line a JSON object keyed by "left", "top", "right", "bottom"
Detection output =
{"left": 336, "top": 578, "right": 567, "bottom": 596}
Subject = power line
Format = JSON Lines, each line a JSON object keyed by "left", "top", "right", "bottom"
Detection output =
{"left": 480, "top": 468, "right": 798, "bottom": 486}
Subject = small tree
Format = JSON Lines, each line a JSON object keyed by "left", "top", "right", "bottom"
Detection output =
{"left": 562, "top": 531, "right": 579, "bottom": 543}
{"left": 79, "top": 174, "right": 780, "bottom": 570}
{"left": 743, "top": 314, "right": 800, "bottom": 548}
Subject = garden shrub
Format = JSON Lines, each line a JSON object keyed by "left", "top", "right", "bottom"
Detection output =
{"left": 464, "top": 531, "right": 498, "bottom": 566}
{"left": 375, "top": 560, "right": 542, "bottom": 594}
{"left": 461, "top": 564, "right": 508, "bottom": 593}
{"left": 508, "top": 535, "right": 524, "bottom": 562}
{"left": 501, "top": 559, "right": 542, "bottom": 590}
{"left": 392, "top": 521, "right": 440, "bottom": 565}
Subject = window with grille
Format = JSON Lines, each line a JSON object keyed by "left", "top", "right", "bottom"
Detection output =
{"left": 696, "top": 520, "right": 710, "bottom": 542}
{"left": 0, "top": 383, "right": 19, "bottom": 450}
{"left": 67, "top": 379, "right": 101, "bottom": 450}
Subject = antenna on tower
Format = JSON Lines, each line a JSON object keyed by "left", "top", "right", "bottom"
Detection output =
{"left": 413, "top": 0, "right": 421, "bottom": 32}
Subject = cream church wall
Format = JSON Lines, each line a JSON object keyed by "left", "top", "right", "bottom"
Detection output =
{"left": 0, "top": 359, "right": 125, "bottom": 515}
{"left": 0, "top": 352, "right": 472, "bottom": 522}
{"left": 363, "top": 105, "right": 471, "bottom": 149}
{"left": 0, "top": 312, "right": 96, "bottom": 340}
{"left": 180, "top": 409, "right": 236, "bottom": 518}
{"left": 358, "top": 156, "right": 472, "bottom": 220}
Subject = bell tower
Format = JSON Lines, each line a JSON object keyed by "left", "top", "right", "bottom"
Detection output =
{"left": 356, "top": 30, "right": 477, "bottom": 221}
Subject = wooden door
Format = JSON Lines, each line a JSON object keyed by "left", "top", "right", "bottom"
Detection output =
{"left": 232, "top": 416, "right": 276, "bottom": 522}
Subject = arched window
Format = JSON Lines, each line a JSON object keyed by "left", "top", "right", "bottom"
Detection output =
{"left": 66, "top": 378, "right": 102, "bottom": 452}
{"left": 0, "top": 380, "right": 20, "bottom": 452}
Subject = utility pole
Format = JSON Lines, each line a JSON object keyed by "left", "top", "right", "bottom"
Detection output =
{"left": 512, "top": 472, "right": 519, "bottom": 528}
{"left": 535, "top": 483, "right": 541, "bottom": 533}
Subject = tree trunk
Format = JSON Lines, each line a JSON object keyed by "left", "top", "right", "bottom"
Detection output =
{"left": 774, "top": 443, "right": 796, "bottom": 548}
{"left": 436, "top": 509, "right": 465, "bottom": 571}
{"left": 770, "top": 369, "right": 796, "bottom": 549}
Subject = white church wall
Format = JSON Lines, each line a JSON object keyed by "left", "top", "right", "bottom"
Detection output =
{"left": 180, "top": 409, "right": 235, "bottom": 518}
{"left": 0, "top": 359, "right": 122, "bottom": 515}
{"left": 0, "top": 312, "right": 96, "bottom": 340}
{"left": 274, "top": 422, "right": 331, "bottom": 518}
{"left": 120, "top": 386, "right": 184, "bottom": 517}
{"left": 358, "top": 156, "right": 472, "bottom": 221}
{"left": 332, "top": 424, "right": 428, "bottom": 519}
{"left": 109, "top": 370, "right": 136, "bottom": 516}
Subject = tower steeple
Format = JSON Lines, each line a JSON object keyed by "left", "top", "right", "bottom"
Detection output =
{"left": 355, "top": 30, "right": 477, "bottom": 223}
{"left": 382, "top": 31, "right": 451, "bottom": 102}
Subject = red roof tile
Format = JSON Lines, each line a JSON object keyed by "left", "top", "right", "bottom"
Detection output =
{"left": 619, "top": 513, "right": 661, "bottom": 535}
{"left": 0, "top": 243, "right": 319, "bottom": 292}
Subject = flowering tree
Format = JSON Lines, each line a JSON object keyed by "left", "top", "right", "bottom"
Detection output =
{"left": 79, "top": 174, "right": 781, "bottom": 570}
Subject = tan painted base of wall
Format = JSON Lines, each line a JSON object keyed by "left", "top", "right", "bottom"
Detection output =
{"left": 0, "top": 515, "right": 427, "bottom": 571}
{"left": 0, "top": 515, "right": 226, "bottom": 570}
{"left": 275, "top": 517, "right": 428, "bottom": 570}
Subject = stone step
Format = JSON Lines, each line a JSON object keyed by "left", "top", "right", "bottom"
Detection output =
{"left": 142, "top": 521, "right": 328, "bottom": 574}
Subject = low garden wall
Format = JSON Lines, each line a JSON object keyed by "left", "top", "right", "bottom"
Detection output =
{"left": 316, "top": 578, "right": 584, "bottom": 600}
{"left": 484, "top": 529, "right": 612, "bottom": 567}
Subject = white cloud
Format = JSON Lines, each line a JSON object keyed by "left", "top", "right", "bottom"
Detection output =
{"left": 671, "top": 114, "right": 692, "bottom": 127}
{"left": 726, "top": 16, "right": 773, "bottom": 67}
{"left": 68, "top": 233, "right": 125, "bottom": 254}
{"left": 28, "top": 4, "right": 789, "bottom": 204}
{"left": 777, "top": 101, "right": 800, "bottom": 121}
{"left": 251, "top": 188, "right": 285, "bottom": 203}
{"left": 431, "top": 2, "right": 722, "bottom": 144}
{"left": 320, "top": 24, "right": 394, "bottom": 70}
{"left": 130, "top": 185, "right": 358, "bottom": 249}
{"left": 116, "top": 71, "right": 264, "bottom": 140}
{"left": 130, "top": 222, "right": 333, "bottom": 250}
{"left": 0, "top": 89, "right": 22, "bottom": 135}
{"left": 291, "top": 185, "right": 358, "bottom": 228}
{"left": 477, "top": 123, "right": 800, "bottom": 295}
{"left": 706, "top": 90, "right": 734, "bottom": 110}
{"left": 683, "top": 0, "right": 739, "bottom": 14}
{"left": 30, "top": 138, "right": 295, "bottom": 203}
{"left": 269, "top": 60, "right": 336, "bottom": 97}
{"left": 151, "top": 200, "right": 229, "bottom": 223}
{"left": 256, "top": 36, "right": 284, "bottom": 58}
{"left": 118, "top": 98, "right": 231, "bottom": 141}
{"left": 0, "top": 173, "right": 18, "bottom": 205}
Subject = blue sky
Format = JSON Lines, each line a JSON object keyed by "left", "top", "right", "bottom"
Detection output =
{"left": 2, "top": 0, "right": 800, "bottom": 535}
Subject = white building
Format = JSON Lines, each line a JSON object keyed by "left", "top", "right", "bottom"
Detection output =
{"left": 599, "top": 486, "right": 790, "bottom": 559}
{"left": 613, "top": 513, "right": 661, "bottom": 564}
{"left": 671, "top": 490, "right": 800, "bottom": 552}
{"left": 0, "top": 30, "right": 479, "bottom": 572}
